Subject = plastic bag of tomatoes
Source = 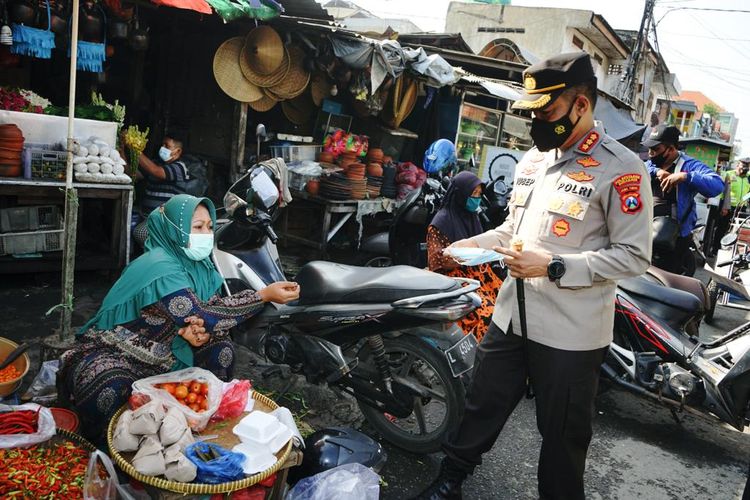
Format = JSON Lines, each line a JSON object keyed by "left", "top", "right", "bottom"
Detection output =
{"left": 131, "top": 368, "right": 223, "bottom": 431}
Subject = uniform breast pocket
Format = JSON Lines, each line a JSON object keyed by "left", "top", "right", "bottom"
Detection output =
{"left": 539, "top": 213, "right": 587, "bottom": 247}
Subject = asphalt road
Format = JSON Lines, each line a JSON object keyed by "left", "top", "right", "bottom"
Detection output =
{"left": 376, "top": 277, "right": 750, "bottom": 500}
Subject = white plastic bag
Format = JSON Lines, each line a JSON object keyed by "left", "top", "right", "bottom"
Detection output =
{"left": 0, "top": 403, "right": 56, "bottom": 449}
{"left": 84, "top": 450, "right": 118, "bottom": 500}
{"left": 131, "top": 367, "right": 223, "bottom": 431}
{"left": 286, "top": 463, "right": 380, "bottom": 500}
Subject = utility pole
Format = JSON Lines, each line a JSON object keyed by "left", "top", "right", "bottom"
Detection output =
{"left": 620, "top": 0, "right": 656, "bottom": 106}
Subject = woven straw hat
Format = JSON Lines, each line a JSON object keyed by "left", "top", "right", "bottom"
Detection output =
{"left": 268, "top": 45, "right": 310, "bottom": 100}
{"left": 262, "top": 87, "right": 282, "bottom": 102}
{"left": 249, "top": 95, "right": 278, "bottom": 112}
{"left": 241, "top": 44, "right": 290, "bottom": 88}
{"left": 213, "top": 37, "right": 264, "bottom": 103}
{"left": 310, "top": 72, "right": 330, "bottom": 106}
{"left": 281, "top": 91, "right": 316, "bottom": 125}
{"left": 244, "top": 26, "right": 284, "bottom": 75}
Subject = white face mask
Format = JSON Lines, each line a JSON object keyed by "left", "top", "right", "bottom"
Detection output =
{"left": 182, "top": 233, "right": 214, "bottom": 261}
{"left": 159, "top": 146, "right": 172, "bottom": 162}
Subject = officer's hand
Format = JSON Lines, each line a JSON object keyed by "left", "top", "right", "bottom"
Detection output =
{"left": 660, "top": 172, "right": 688, "bottom": 193}
{"left": 494, "top": 246, "right": 552, "bottom": 279}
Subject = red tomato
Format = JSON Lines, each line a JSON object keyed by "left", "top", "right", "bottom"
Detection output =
{"left": 187, "top": 392, "right": 198, "bottom": 404}
{"left": 161, "top": 383, "right": 176, "bottom": 395}
{"left": 189, "top": 403, "right": 200, "bottom": 412}
{"left": 174, "top": 385, "right": 189, "bottom": 400}
{"left": 201, "top": 383, "right": 209, "bottom": 395}
{"left": 190, "top": 382, "right": 203, "bottom": 394}
{"left": 200, "top": 398, "right": 209, "bottom": 410}
{"left": 195, "top": 394, "right": 204, "bottom": 405}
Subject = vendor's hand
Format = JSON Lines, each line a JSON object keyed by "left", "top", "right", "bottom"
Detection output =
{"left": 660, "top": 172, "right": 688, "bottom": 193}
{"left": 494, "top": 246, "right": 552, "bottom": 279}
{"left": 655, "top": 169, "right": 671, "bottom": 182}
{"left": 258, "top": 281, "right": 300, "bottom": 304}
{"left": 178, "top": 322, "right": 209, "bottom": 347}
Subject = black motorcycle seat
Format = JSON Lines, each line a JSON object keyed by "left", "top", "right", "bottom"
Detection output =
{"left": 295, "top": 261, "right": 460, "bottom": 305}
{"left": 645, "top": 266, "right": 710, "bottom": 309}
{"left": 619, "top": 276, "right": 704, "bottom": 329}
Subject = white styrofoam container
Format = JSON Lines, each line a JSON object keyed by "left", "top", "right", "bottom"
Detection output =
{"left": 233, "top": 411, "right": 279, "bottom": 442}
{"left": 232, "top": 443, "right": 277, "bottom": 475}
{"left": 0, "top": 110, "right": 118, "bottom": 148}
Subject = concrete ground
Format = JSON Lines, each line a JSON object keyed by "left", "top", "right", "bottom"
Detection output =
{"left": 0, "top": 268, "right": 748, "bottom": 499}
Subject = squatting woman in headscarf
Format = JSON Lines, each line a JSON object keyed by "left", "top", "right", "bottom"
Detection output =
{"left": 426, "top": 171, "right": 502, "bottom": 341}
{"left": 59, "top": 194, "right": 299, "bottom": 438}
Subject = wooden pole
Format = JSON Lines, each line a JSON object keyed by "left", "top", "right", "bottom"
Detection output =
{"left": 59, "top": 0, "right": 81, "bottom": 341}
{"left": 230, "top": 102, "right": 248, "bottom": 182}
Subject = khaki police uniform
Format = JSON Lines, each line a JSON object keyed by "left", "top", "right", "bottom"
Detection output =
{"left": 473, "top": 122, "right": 653, "bottom": 350}
{"left": 438, "top": 52, "right": 654, "bottom": 500}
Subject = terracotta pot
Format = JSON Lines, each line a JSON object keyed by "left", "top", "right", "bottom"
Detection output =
{"left": 367, "top": 163, "right": 383, "bottom": 177}
{"left": 0, "top": 139, "right": 25, "bottom": 149}
{"left": 7, "top": 0, "right": 36, "bottom": 25}
{"left": 318, "top": 151, "right": 334, "bottom": 163}
{"left": 305, "top": 179, "right": 320, "bottom": 196}
{"left": 0, "top": 125, "right": 23, "bottom": 140}
{"left": 368, "top": 148, "right": 384, "bottom": 161}
{"left": 50, "top": 13, "right": 68, "bottom": 34}
{"left": 0, "top": 164, "right": 22, "bottom": 177}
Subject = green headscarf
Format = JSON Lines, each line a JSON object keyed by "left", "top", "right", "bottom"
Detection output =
{"left": 81, "top": 194, "right": 224, "bottom": 369}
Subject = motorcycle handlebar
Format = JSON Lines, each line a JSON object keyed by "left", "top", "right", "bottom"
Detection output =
{"left": 716, "top": 259, "right": 733, "bottom": 267}
{"left": 265, "top": 224, "right": 278, "bottom": 244}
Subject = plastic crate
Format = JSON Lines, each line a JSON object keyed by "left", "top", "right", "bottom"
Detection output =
{"left": 25, "top": 143, "right": 67, "bottom": 180}
{"left": 0, "top": 205, "right": 62, "bottom": 233}
{"left": 269, "top": 144, "right": 322, "bottom": 163}
{"left": 0, "top": 229, "right": 64, "bottom": 256}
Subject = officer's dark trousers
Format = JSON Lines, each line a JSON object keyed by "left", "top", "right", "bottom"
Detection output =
{"left": 443, "top": 322, "right": 607, "bottom": 500}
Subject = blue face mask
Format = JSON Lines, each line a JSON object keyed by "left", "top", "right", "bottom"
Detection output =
{"left": 158, "top": 146, "right": 172, "bottom": 162}
{"left": 465, "top": 196, "right": 482, "bottom": 213}
{"left": 182, "top": 233, "right": 214, "bottom": 261}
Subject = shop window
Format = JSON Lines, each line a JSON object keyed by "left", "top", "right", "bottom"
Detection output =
{"left": 608, "top": 64, "right": 622, "bottom": 75}
{"left": 457, "top": 103, "right": 501, "bottom": 171}
{"left": 572, "top": 35, "right": 584, "bottom": 50}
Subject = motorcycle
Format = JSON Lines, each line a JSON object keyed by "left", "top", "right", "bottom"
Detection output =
{"left": 603, "top": 266, "right": 750, "bottom": 432}
{"left": 212, "top": 165, "right": 482, "bottom": 454}
{"left": 651, "top": 223, "right": 707, "bottom": 277}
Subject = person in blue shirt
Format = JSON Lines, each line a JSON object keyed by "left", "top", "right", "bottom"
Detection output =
{"left": 643, "top": 124, "right": 724, "bottom": 274}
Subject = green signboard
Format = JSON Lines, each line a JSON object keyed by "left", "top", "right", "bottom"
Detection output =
{"left": 684, "top": 143, "right": 719, "bottom": 168}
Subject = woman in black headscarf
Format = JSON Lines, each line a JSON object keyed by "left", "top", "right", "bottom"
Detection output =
{"left": 426, "top": 171, "right": 502, "bottom": 341}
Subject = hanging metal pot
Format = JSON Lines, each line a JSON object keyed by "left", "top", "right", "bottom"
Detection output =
{"left": 7, "top": 0, "right": 36, "bottom": 24}
{"left": 128, "top": 9, "right": 148, "bottom": 51}
{"left": 79, "top": 0, "right": 104, "bottom": 43}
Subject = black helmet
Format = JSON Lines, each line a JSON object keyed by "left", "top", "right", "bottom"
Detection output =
{"left": 287, "top": 427, "right": 387, "bottom": 485}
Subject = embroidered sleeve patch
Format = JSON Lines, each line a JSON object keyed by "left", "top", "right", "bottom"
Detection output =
{"left": 576, "top": 156, "right": 601, "bottom": 168}
{"left": 577, "top": 131, "right": 600, "bottom": 153}
{"left": 613, "top": 173, "right": 643, "bottom": 214}
{"left": 567, "top": 171, "right": 594, "bottom": 182}
{"left": 552, "top": 218, "right": 571, "bottom": 237}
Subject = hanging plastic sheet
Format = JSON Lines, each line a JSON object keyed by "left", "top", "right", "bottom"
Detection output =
{"left": 203, "top": 0, "right": 283, "bottom": 21}
{"left": 150, "top": 0, "right": 213, "bottom": 14}
{"left": 402, "top": 47, "right": 460, "bottom": 88}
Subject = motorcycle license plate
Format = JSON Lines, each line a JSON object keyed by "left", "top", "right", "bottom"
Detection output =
{"left": 445, "top": 334, "right": 478, "bottom": 378}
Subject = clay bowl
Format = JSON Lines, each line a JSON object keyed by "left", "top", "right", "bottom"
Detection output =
{"left": 367, "top": 148, "right": 384, "bottom": 161}
{"left": 0, "top": 124, "right": 23, "bottom": 140}
{"left": 0, "top": 163, "right": 22, "bottom": 178}
{"left": 0, "top": 138, "right": 24, "bottom": 150}
{"left": 367, "top": 163, "right": 383, "bottom": 177}
{"left": 0, "top": 151, "right": 22, "bottom": 162}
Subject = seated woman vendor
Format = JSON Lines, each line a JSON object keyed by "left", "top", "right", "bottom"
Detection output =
{"left": 59, "top": 194, "right": 299, "bottom": 438}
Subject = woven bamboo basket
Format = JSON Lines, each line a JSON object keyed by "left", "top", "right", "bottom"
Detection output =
{"left": 106, "top": 391, "right": 293, "bottom": 495}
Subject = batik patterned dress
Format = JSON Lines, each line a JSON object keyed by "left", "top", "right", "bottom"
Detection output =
{"left": 59, "top": 288, "right": 263, "bottom": 438}
{"left": 426, "top": 225, "right": 502, "bottom": 342}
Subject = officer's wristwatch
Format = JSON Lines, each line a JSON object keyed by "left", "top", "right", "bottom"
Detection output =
{"left": 547, "top": 255, "right": 566, "bottom": 282}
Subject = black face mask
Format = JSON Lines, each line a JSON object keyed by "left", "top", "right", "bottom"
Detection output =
{"left": 530, "top": 98, "right": 582, "bottom": 152}
{"left": 650, "top": 147, "right": 672, "bottom": 168}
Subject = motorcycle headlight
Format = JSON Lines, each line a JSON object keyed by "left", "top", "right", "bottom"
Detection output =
{"left": 223, "top": 192, "right": 246, "bottom": 217}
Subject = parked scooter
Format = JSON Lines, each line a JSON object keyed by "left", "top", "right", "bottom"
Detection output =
{"left": 651, "top": 223, "right": 707, "bottom": 277}
{"left": 603, "top": 266, "right": 750, "bottom": 431}
{"left": 212, "top": 165, "right": 481, "bottom": 453}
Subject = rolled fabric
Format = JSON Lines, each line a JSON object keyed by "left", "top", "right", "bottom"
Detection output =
{"left": 100, "top": 163, "right": 114, "bottom": 175}
{"left": 74, "top": 164, "right": 88, "bottom": 174}
{"left": 113, "top": 164, "right": 125, "bottom": 175}
{"left": 88, "top": 144, "right": 100, "bottom": 156}
{"left": 87, "top": 162, "right": 101, "bottom": 173}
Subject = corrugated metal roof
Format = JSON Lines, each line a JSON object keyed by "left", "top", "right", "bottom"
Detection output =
{"left": 279, "top": 0, "right": 333, "bottom": 21}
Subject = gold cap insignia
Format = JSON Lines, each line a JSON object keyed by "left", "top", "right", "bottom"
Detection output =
{"left": 524, "top": 74, "right": 537, "bottom": 91}
{"left": 554, "top": 124, "right": 566, "bottom": 135}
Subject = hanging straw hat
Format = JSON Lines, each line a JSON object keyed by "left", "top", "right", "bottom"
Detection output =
{"left": 267, "top": 45, "right": 310, "bottom": 100}
{"left": 310, "top": 72, "right": 330, "bottom": 107}
{"left": 262, "top": 87, "right": 282, "bottom": 102}
{"left": 243, "top": 25, "right": 284, "bottom": 75}
{"left": 249, "top": 95, "right": 278, "bottom": 112}
{"left": 240, "top": 44, "right": 290, "bottom": 88}
{"left": 281, "top": 91, "right": 316, "bottom": 125}
{"left": 213, "top": 37, "right": 264, "bottom": 103}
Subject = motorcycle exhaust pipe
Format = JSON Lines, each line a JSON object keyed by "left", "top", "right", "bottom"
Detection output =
{"left": 601, "top": 364, "right": 707, "bottom": 421}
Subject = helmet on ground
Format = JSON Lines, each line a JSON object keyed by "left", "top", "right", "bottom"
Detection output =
{"left": 423, "top": 139, "right": 457, "bottom": 174}
{"left": 287, "top": 427, "right": 387, "bottom": 485}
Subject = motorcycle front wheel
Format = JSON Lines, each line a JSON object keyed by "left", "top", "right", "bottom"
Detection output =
{"left": 356, "top": 335, "right": 465, "bottom": 454}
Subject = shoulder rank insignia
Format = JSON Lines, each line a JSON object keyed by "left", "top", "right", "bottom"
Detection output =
{"left": 552, "top": 218, "right": 571, "bottom": 237}
{"left": 577, "top": 131, "right": 600, "bottom": 153}
{"left": 613, "top": 173, "right": 643, "bottom": 214}
{"left": 576, "top": 156, "right": 600, "bottom": 168}
{"left": 522, "top": 165, "right": 539, "bottom": 176}
{"left": 566, "top": 171, "right": 594, "bottom": 182}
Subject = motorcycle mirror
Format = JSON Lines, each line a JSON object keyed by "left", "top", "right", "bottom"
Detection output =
{"left": 256, "top": 123, "right": 268, "bottom": 139}
{"left": 721, "top": 233, "right": 738, "bottom": 247}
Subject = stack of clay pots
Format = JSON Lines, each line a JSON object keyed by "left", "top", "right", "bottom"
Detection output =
{"left": 0, "top": 124, "right": 24, "bottom": 177}
{"left": 346, "top": 162, "right": 366, "bottom": 200}
{"left": 364, "top": 147, "right": 385, "bottom": 198}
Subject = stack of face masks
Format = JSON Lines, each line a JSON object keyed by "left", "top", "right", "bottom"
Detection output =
{"left": 446, "top": 247, "right": 505, "bottom": 267}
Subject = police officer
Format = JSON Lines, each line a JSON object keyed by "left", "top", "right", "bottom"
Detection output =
{"left": 412, "top": 52, "right": 653, "bottom": 500}
{"left": 713, "top": 158, "right": 750, "bottom": 253}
